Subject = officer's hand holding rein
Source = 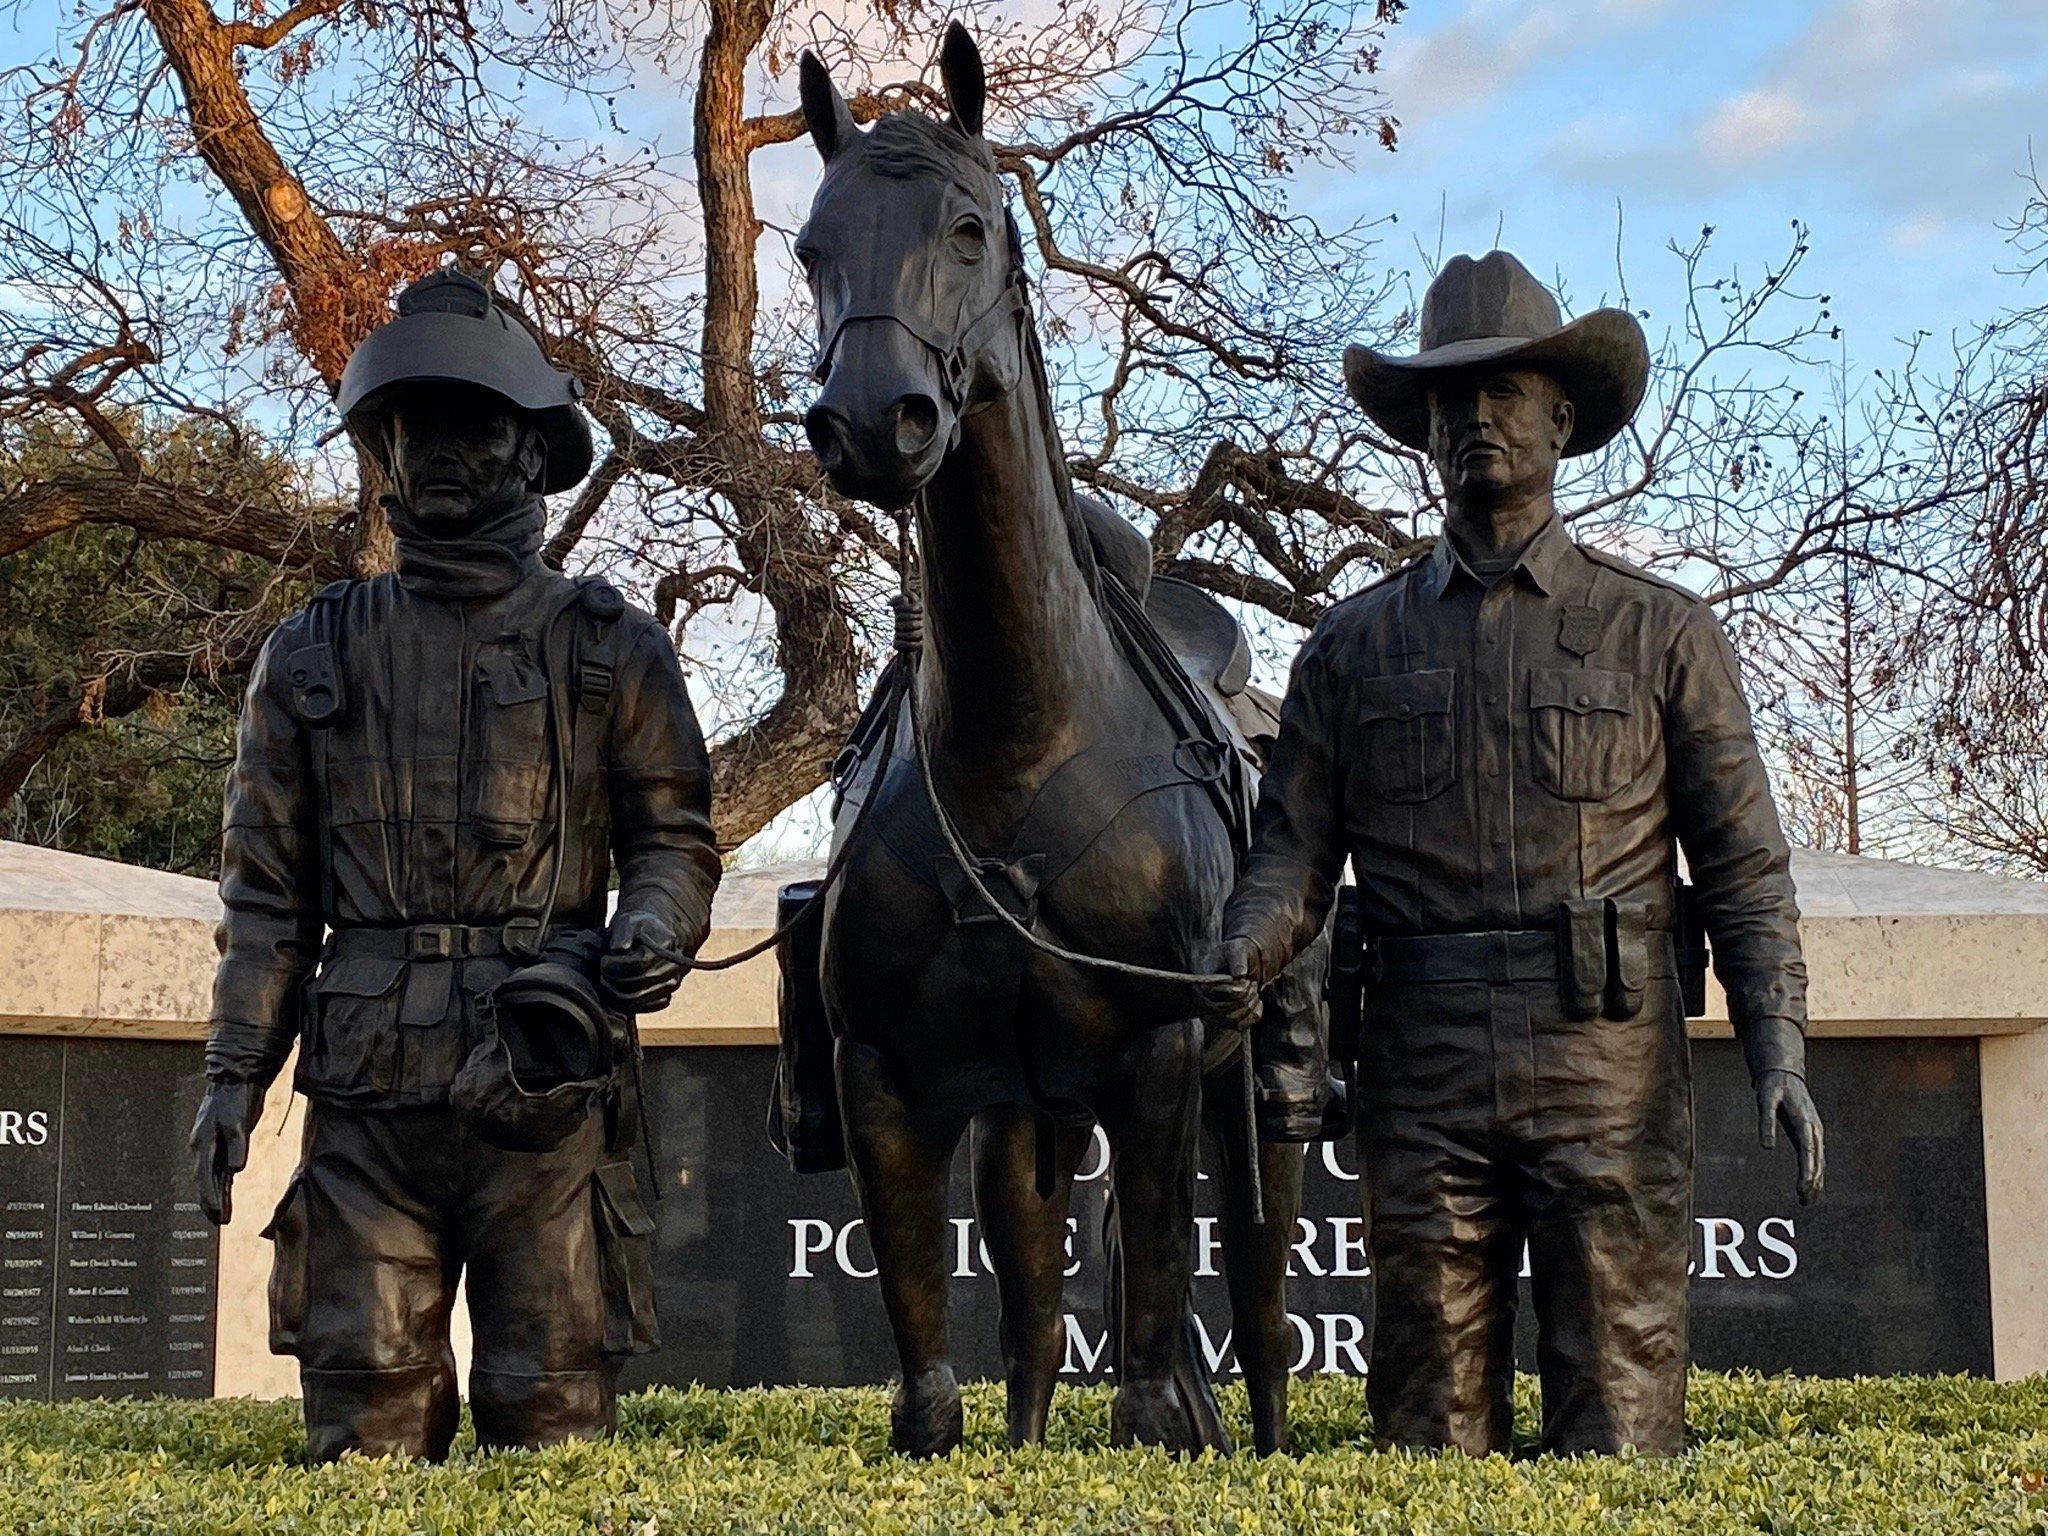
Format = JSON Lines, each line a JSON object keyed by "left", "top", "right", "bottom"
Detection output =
{"left": 1194, "top": 937, "right": 1263, "bottom": 1031}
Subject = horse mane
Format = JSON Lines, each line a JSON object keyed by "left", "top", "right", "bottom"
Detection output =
{"left": 848, "top": 110, "right": 1105, "bottom": 602}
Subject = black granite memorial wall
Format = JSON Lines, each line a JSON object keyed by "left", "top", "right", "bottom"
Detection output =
{"left": 0, "top": 1031, "right": 1988, "bottom": 1400}
{"left": 0, "top": 1039, "right": 216, "bottom": 1400}
{"left": 623, "top": 1036, "right": 1993, "bottom": 1392}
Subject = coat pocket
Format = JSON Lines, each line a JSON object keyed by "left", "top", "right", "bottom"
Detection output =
{"left": 261, "top": 1170, "right": 310, "bottom": 1356}
{"left": 591, "top": 1160, "right": 660, "bottom": 1356}
{"left": 466, "top": 642, "right": 552, "bottom": 845}
{"left": 1528, "top": 667, "right": 1643, "bottom": 802}
{"left": 299, "top": 956, "right": 405, "bottom": 1096}
{"left": 1352, "top": 669, "right": 1458, "bottom": 804}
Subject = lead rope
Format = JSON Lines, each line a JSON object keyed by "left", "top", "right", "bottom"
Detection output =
{"left": 884, "top": 500, "right": 1264, "bottom": 1223}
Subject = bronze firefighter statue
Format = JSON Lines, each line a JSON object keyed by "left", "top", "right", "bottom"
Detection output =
{"left": 191, "top": 268, "right": 721, "bottom": 1461}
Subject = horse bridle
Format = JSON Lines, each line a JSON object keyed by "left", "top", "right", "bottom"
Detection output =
{"left": 809, "top": 206, "right": 1032, "bottom": 418}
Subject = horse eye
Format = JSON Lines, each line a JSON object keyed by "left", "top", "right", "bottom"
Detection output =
{"left": 795, "top": 245, "right": 821, "bottom": 280}
{"left": 948, "top": 218, "right": 987, "bottom": 260}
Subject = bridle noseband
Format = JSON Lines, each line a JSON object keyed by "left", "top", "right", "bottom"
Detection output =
{"left": 810, "top": 207, "right": 1032, "bottom": 418}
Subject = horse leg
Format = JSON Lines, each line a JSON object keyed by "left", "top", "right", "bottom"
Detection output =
{"left": 837, "top": 1039, "right": 967, "bottom": 1457}
{"left": 1205, "top": 1068, "right": 1308, "bottom": 1456}
{"left": 1100, "top": 1018, "right": 1219, "bottom": 1453}
{"left": 970, "top": 1108, "right": 1090, "bottom": 1446}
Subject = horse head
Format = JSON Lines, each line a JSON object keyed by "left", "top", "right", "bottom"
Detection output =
{"left": 797, "top": 23, "right": 1028, "bottom": 511}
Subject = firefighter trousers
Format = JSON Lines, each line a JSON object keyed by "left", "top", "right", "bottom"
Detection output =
{"left": 261, "top": 1101, "right": 659, "bottom": 1461}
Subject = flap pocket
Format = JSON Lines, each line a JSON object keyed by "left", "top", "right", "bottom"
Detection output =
{"left": 1528, "top": 668, "right": 1646, "bottom": 802}
{"left": 1529, "top": 668, "right": 1633, "bottom": 716}
{"left": 261, "top": 1170, "right": 310, "bottom": 1355}
{"left": 1357, "top": 669, "right": 1455, "bottom": 724}
{"left": 476, "top": 645, "right": 548, "bottom": 706}
{"left": 301, "top": 956, "right": 404, "bottom": 1096}
{"left": 594, "top": 1159, "right": 655, "bottom": 1237}
{"left": 312, "top": 955, "right": 406, "bottom": 998}
{"left": 592, "top": 1160, "right": 659, "bottom": 1355}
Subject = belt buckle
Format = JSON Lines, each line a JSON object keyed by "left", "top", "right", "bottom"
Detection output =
{"left": 407, "top": 925, "right": 456, "bottom": 960}
{"left": 1484, "top": 931, "right": 1514, "bottom": 985}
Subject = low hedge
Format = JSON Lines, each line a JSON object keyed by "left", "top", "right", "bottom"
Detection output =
{"left": 0, "top": 1372, "right": 2043, "bottom": 1534}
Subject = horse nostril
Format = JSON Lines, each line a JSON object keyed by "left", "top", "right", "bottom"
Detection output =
{"left": 893, "top": 394, "right": 941, "bottom": 456}
{"left": 805, "top": 406, "right": 850, "bottom": 470}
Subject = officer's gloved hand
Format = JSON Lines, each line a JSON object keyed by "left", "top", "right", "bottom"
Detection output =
{"left": 188, "top": 1080, "right": 266, "bottom": 1227}
{"left": 600, "top": 909, "right": 685, "bottom": 1014}
{"left": 1757, "top": 1069, "right": 1825, "bottom": 1206}
{"left": 1193, "top": 937, "right": 1263, "bottom": 1032}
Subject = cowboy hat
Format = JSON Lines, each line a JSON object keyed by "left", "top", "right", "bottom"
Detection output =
{"left": 1344, "top": 250, "right": 1649, "bottom": 458}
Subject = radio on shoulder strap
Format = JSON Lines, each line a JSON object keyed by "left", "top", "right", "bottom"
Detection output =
{"left": 286, "top": 580, "right": 355, "bottom": 728}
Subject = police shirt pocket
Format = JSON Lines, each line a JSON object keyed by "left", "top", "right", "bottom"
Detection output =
{"left": 301, "top": 956, "right": 405, "bottom": 1095}
{"left": 1353, "top": 670, "right": 1457, "bottom": 804}
{"left": 1529, "top": 667, "right": 1641, "bottom": 801}
{"left": 592, "top": 1160, "right": 660, "bottom": 1356}
{"left": 261, "top": 1170, "right": 310, "bottom": 1356}
{"left": 468, "top": 643, "right": 551, "bottom": 844}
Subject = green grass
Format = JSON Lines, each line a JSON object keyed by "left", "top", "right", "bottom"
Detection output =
{"left": 1, "top": 1373, "right": 2043, "bottom": 1534}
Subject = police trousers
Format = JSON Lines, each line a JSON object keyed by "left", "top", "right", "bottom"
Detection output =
{"left": 1358, "top": 960, "right": 1693, "bottom": 1456}
{"left": 261, "top": 1102, "right": 659, "bottom": 1461}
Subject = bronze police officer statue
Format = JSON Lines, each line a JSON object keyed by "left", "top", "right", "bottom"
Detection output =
{"left": 189, "top": 268, "right": 721, "bottom": 1460}
{"left": 1201, "top": 250, "right": 1824, "bottom": 1456}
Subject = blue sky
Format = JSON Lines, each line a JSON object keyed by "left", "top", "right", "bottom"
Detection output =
{"left": 1339, "top": 0, "right": 2048, "bottom": 356}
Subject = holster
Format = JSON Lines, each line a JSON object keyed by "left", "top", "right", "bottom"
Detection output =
{"left": 767, "top": 880, "right": 845, "bottom": 1173}
{"left": 1676, "top": 879, "right": 1710, "bottom": 1019}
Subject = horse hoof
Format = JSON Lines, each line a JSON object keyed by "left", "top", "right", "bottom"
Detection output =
{"left": 1110, "top": 1379, "right": 1228, "bottom": 1456}
{"left": 891, "top": 1367, "right": 963, "bottom": 1457}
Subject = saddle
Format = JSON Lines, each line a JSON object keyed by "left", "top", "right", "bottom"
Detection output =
{"left": 1074, "top": 494, "right": 1280, "bottom": 762}
{"left": 825, "top": 499, "right": 1275, "bottom": 911}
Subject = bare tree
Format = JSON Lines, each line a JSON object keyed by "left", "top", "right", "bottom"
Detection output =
{"left": 0, "top": 0, "right": 1407, "bottom": 853}
{"left": 1907, "top": 164, "right": 2048, "bottom": 873}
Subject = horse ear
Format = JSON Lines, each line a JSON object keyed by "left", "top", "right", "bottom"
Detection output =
{"left": 799, "top": 51, "right": 857, "bottom": 161}
{"left": 939, "top": 21, "right": 986, "bottom": 138}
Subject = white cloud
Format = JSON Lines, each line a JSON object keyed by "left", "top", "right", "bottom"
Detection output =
{"left": 1555, "top": 0, "right": 2047, "bottom": 221}
{"left": 1383, "top": 0, "right": 1689, "bottom": 126}
{"left": 1887, "top": 214, "right": 1947, "bottom": 252}
{"left": 1696, "top": 88, "right": 1816, "bottom": 162}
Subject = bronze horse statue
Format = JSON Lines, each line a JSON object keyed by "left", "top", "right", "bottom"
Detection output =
{"left": 796, "top": 24, "right": 1319, "bottom": 1456}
